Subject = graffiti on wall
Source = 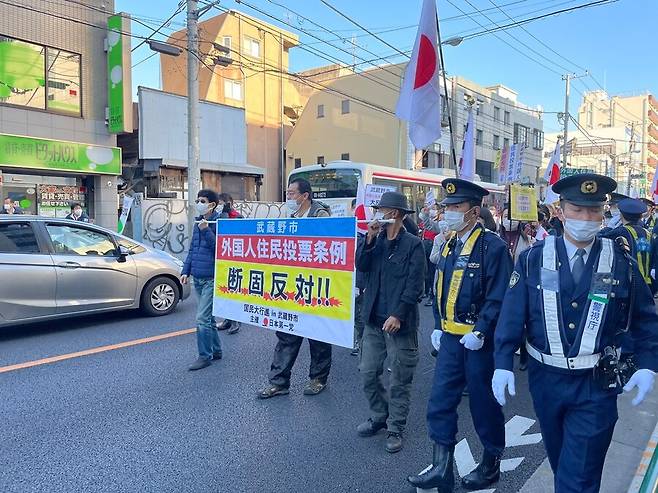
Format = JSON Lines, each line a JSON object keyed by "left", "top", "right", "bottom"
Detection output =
{"left": 138, "top": 198, "right": 285, "bottom": 259}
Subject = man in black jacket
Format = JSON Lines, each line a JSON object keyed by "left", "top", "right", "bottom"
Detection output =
{"left": 355, "top": 191, "right": 425, "bottom": 454}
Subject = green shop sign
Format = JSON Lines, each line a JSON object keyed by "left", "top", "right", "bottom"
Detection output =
{"left": 0, "top": 134, "right": 121, "bottom": 175}
{"left": 107, "top": 14, "right": 132, "bottom": 134}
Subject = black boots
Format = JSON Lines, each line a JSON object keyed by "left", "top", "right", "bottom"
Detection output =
{"left": 461, "top": 451, "right": 501, "bottom": 490}
{"left": 407, "top": 444, "right": 454, "bottom": 492}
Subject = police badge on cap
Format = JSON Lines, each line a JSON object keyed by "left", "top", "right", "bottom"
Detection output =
{"left": 552, "top": 173, "right": 617, "bottom": 207}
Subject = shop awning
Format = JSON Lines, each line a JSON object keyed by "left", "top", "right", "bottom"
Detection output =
{"left": 156, "top": 158, "right": 266, "bottom": 176}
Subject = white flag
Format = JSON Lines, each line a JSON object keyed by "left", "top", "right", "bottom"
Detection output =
{"left": 425, "top": 189, "right": 436, "bottom": 206}
{"left": 460, "top": 106, "right": 476, "bottom": 181}
{"left": 543, "top": 142, "right": 561, "bottom": 204}
{"left": 395, "top": 0, "right": 441, "bottom": 150}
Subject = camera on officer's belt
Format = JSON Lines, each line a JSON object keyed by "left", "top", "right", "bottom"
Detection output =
{"left": 595, "top": 347, "right": 622, "bottom": 390}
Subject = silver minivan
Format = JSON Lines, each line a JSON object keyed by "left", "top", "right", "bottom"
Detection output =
{"left": 0, "top": 216, "right": 190, "bottom": 328}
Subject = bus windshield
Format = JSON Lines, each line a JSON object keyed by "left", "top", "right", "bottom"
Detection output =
{"left": 290, "top": 168, "right": 361, "bottom": 200}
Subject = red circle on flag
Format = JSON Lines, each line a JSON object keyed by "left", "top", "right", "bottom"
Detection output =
{"left": 414, "top": 34, "right": 436, "bottom": 89}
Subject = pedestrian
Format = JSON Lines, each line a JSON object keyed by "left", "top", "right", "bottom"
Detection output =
{"left": 355, "top": 191, "right": 425, "bottom": 454}
{"left": 65, "top": 203, "right": 90, "bottom": 222}
{"left": 419, "top": 204, "right": 441, "bottom": 305}
{"left": 408, "top": 179, "right": 513, "bottom": 491}
{"left": 257, "top": 178, "right": 332, "bottom": 399}
{"left": 351, "top": 198, "right": 366, "bottom": 357}
{"left": 181, "top": 189, "right": 223, "bottom": 371}
{"left": 215, "top": 192, "right": 243, "bottom": 335}
{"left": 1, "top": 197, "right": 22, "bottom": 215}
{"left": 600, "top": 192, "right": 628, "bottom": 233}
{"left": 492, "top": 173, "right": 658, "bottom": 493}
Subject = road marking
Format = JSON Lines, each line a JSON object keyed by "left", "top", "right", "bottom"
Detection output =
{"left": 505, "top": 415, "right": 543, "bottom": 447}
{"left": 0, "top": 328, "right": 196, "bottom": 374}
{"left": 416, "top": 415, "right": 543, "bottom": 493}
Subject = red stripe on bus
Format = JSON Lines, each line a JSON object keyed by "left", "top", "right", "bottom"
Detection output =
{"left": 372, "top": 172, "right": 444, "bottom": 185}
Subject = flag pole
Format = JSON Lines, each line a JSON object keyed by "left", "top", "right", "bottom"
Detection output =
{"left": 436, "top": 14, "right": 459, "bottom": 177}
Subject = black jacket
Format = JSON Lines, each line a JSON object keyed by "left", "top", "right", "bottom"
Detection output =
{"left": 356, "top": 227, "right": 425, "bottom": 333}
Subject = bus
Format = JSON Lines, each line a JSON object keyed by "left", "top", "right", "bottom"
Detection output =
{"left": 287, "top": 160, "right": 506, "bottom": 216}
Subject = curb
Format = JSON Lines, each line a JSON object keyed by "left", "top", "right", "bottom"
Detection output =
{"left": 629, "top": 420, "right": 658, "bottom": 493}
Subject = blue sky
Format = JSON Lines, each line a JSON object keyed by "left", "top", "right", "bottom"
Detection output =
{"left": 117, "top": 0, "right": 656, "bottom": 134}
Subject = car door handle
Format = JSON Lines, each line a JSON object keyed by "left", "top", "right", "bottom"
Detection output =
{"left": 57, "top": 261, "right": 81, "bottom": 269}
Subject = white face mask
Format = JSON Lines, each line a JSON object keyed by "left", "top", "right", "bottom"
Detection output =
{"left": 607, "top": 210, "right": 621, "bottom": 228}
{"left": 195, "top": 201, "right": 210, "bottom": 216}
{"left": 286, "top": 199, "right": 301, "bottom": 216}
{"left": 73, "top": 209, "right": 82, "bottom": 217}
{"left": 3, "top": 204, "right": 10, "bottom": 211}
{"left": 444, "top": 209, "right": 473, "bottom": 232}
{"left": 563, "top": 218, "right": 601, "bottom": 243}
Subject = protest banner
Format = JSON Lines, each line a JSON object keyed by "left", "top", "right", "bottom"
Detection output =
{"left": 213, "top": 217, "right": 357, "bottom": 348}
{"left": 117, "top": 195, "right": 134, "bottom": 234}
{"left": 506, "top": 144, "right": 517, "bottom": 184}
{"left": 498, "top": 145, "right": 510, "bottom": 184}
{"left": 425, "top": 189, "right": 436, "bottom": 206}
{"left": 509, "top": 184, "right": 538, "bottom": 222}
{"left": 365, "top": 184, "right": 396, "bottom": 207}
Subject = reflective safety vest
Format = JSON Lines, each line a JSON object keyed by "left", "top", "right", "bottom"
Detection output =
{"left": 435, "top": 228, "right": 482, "bottom": 335}
{"left": 624, "top": 225, "right": 651, "bottom": 284}
{"left": 529, "top": 236, "right": 615, "bottom": 370}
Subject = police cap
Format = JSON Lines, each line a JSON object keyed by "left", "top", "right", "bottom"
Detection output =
{"left": 640, "top": 197, "right": 656, "bottom": 208}
{"left": 618, "top": 198, "right": 647, "bottom": 220}
{"left": 608, "top": 192, "right": 630, "bottom": 206}
{"left": 441, "top": 178, "right": 489, "bottom": 205}
{"left": 552, "top": 173, "right": 616, "bottom": 207}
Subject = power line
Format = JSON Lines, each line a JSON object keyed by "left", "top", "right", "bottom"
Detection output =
{"left": 131, "top": 3, "right": 186, "bottom": 53}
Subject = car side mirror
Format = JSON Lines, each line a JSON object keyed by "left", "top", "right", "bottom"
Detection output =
{"left": 117, "top": 245, "right": 130, "bottom": 263}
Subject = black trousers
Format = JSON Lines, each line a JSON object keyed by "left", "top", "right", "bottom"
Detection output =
{"left": 268, "top": 332, "right": 332, "bottom": 388}
{"left": 423, "top": 239, "right": 436, "bottom": 296}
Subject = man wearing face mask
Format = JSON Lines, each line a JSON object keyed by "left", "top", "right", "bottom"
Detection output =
{"left": 355, "top": 192, "right": 425, "bottom": 454}
{"left": 258, "top": 177, "right": 332, "bottom": 399}
{"left": 408, "top": 179, "right": 512, "bottom": 492}
{"left": 181, "top": 189, "right": 223, "bottom": 371}
{"left": 493, "top": 174, "right": 658, "bottom": 493}
{"left": 1, "top": 197, "right": 22, "bottom": 215}
{"left": 65, "top": 203, "right": 90, "bottom": 222}
{"left": 600, "top": 192, "right": 628, "bottom": 234}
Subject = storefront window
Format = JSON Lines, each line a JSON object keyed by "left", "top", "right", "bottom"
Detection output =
{"left": 0, "top": 35, "right": 81, "bottom": 116}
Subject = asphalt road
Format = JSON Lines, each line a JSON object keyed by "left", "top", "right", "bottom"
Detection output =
{"left": 0, "top": 299, "right": 547, "bottom": 493}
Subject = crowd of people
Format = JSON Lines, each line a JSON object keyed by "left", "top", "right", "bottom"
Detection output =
{"left": 180, "top": 174, "right": 658, "bottom": 493}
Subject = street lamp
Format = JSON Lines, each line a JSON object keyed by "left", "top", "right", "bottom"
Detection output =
{"left": 147, "top": 40, "right": 182, "bottom": 57}
{"left": 442, "top": 36, "right": 464, "bottom": 47}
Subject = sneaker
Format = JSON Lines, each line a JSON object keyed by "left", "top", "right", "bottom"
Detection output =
{"left": 257, "top": 384, "right": 290, "bottom": 399}
{"left": 356, "top": 418, "right": 387, "bottom": 437}
{"left": 188, "top": 357, "right": 212, "bottom": 371}
{"left": 217, "top": 319, "right": 232, "bottom": 331}
{"left": 212, "top": 351, "right": 223, "bottom": 360}
{"left": 303, "top": 378, "right": 327, "bottom": 396}
{"left": 350, "top": 343, "right": 360, "bottom": 356}
{"left": 424, "top": 298, "right": 434, "bottom": 307}
{"left": 227, "top": 322, "right": 241, "bottom": 335}
{"left": 385, "top": 432, "right": 403, "bottom": 453}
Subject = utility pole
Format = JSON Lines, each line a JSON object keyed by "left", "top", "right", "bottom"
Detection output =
{"left": 627, "top": 122, "right": 637, "bottom": 195}
{"left": 561, "top": 71, "right": 588, "bottom": 169}
{"left": 187, "top": 0, "right": 200, "bottom": 232}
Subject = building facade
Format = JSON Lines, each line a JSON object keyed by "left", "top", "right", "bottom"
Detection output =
{"left": 285, "top": 64, "right": 544, "bottom": 184}
{"left": 0, "top": 0, "right": 122, "bottom": 228}
{"left": 576, "top": 90, "right": 658, "bottom": 194}
{"left": 161, "top": 10, "right": 300, "bottom": 201}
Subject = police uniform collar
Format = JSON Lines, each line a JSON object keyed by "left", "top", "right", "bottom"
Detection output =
{"left": 562, "top": 235, "right": 594, "bottom": 261}
{"left": 457, "top": 222, "right": 480, "bottom": 243}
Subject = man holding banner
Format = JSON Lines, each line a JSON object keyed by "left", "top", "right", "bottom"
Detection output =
{"left": 356, "top": 192, "right": 425, "bottom": 454}
{"left": 258, "top": 178, "right": 333, "bottom": 399}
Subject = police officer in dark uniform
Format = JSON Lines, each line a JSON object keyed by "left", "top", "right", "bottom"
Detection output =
{"left": 600, "top": 192, "right": 628, "bottom": 234}
{"left": 408, "top": 179, "right": 513, "bottom": 492}
{"left": 493, "top": 173, "right": 658, "bottom": 493}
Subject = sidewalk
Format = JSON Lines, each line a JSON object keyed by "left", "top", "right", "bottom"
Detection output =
{"left": 519, "top": 388, "right": 658, "bottom": 493}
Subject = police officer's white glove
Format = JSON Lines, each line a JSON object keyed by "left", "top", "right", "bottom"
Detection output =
{"left": 623, "top": 369, "right": 656, "bottom": 406}
{"left": 431, "top": 330, "right": 442, "bottom": 351}
{"left": 460, "top": 332, "right": 484, "bottom": 351}
{"left": 492, "top": 369, "right": 516, "bottom": 406}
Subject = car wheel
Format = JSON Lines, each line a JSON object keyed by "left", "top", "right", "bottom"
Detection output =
{"left": 141, "top": 277, "right": 180, "bottom": 316}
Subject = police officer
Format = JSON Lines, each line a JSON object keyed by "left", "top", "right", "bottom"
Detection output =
{"left": 640, "top": 198, "right": 656, "bottom": 229}
{"left": 600, "top": 192, "right": 628, "bottom": 233}
{"left": 408, "top": 179, "right": 513, "bottom": 492}
{"left": 492, "top": 174, "right": 658, "bottom": 493}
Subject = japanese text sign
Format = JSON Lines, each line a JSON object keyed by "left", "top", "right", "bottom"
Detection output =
{"left": 509, "top": 184, "right": 538, "bottom": 222}
{"left": 213, "top": 217, "right": 357, "bottom": 348}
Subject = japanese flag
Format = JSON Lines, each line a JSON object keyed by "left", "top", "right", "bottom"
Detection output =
{"left": 543, "top": 142, "right": 561, "bottom": 204}
{"left": 354, "top": 180, "right": 370, "bottom": 233}
{"left": 395, "top": 0, "right": 441, "bottom": 150}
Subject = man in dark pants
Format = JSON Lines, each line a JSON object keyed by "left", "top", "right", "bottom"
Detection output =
{"left": 493, "top": 174, "right": 658, "bottom": 493}
{"left": 408, "top": 179, "right": 513, "bottom": 492}
{"left": 258, "top": 178, "right": 332, "bottom": 399}
{"left": 356, "top": 191, "right": 425, "bottom": 454}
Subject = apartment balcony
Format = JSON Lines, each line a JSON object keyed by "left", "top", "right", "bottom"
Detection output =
{"left": 649, "top": 156, "right": 658, "bottom": 167}
{"left": 649, "top": 142, "right": 658, "bottom": 156}
{"left": 649, "top": 108, "right": 658, "bottom": 126}
{"left": 649, "top": 124, "right": 658, "bottom": 142}
{"left": 650, "top": 94, "right": 658, "bottom": 113}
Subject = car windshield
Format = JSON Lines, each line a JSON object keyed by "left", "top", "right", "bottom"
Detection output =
{"left": 290, "top": 168, "right": 361, "bottom": 199}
